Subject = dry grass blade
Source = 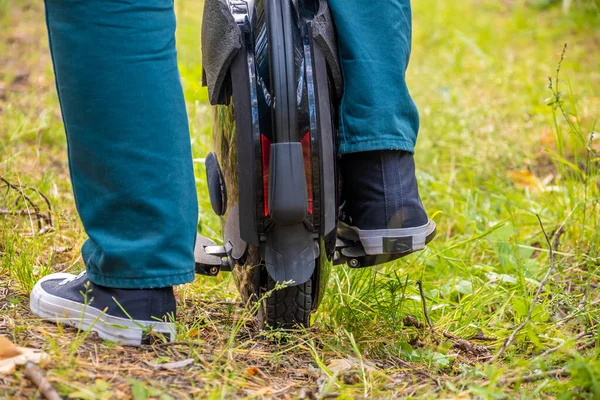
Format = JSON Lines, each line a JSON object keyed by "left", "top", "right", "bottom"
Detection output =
{"left": 538, "top": 330, "right": 595, "bottom": 358}
{"left": 499, "top": 368, "right": 570, "bottom": 386}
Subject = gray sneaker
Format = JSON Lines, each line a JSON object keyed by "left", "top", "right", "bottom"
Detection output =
{"left": 339, "top": 150, "right": 436, "bottom": 256}
{"left": 30, "top": 271, "right": 176, "bottom": 345}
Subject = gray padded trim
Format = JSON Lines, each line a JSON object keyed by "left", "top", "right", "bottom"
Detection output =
{"left": 311, "top": 0, "right": 343, "bottom": 98}
{"left": 201, "top": 0, "right": 243, "bottom": 105}
{"left": 338, "top": 220, "right": 437, "bottom": 256}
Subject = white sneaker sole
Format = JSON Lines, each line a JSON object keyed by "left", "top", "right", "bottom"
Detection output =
{"left": 30, "top": 275, "right": 175, "bottom": 346}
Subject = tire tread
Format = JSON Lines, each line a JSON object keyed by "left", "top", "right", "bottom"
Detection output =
{"left": 265, "top": 277, "right": 312, "bottom": 329}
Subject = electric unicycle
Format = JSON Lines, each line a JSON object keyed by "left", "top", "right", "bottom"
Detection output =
{"left": 196, "top": 0, "right": 432, "bottom": 329}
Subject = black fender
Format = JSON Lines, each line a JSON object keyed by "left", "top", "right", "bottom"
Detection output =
{"left": 311, "top": 0, "right": 343, "bottom": 99}
{"left": 201, "top": 0, "right": 341, "bottom": 104}
{"left": 201, "top": 0, "right": 243, "bottom": 105}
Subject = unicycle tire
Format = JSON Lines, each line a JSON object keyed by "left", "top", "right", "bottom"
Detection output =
{"left": 262, "top": 275, "right": 312, "bottom": 329}
{"left": 228, "top": 241, "right": 314, "bottom": 330}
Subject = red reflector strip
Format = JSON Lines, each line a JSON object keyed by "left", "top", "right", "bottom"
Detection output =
{"left": 301, "top": 132, "right": 313, "bottom": 215}
{"left": 261, "top": 134, "right": 271, "bottom": 217}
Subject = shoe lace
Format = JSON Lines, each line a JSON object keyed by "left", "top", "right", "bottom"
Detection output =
{"left": 59, "top": 270, "right": 87, "bottom": 286}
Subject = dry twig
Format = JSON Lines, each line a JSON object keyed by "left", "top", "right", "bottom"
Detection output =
{"left": 492, "top": 215, "right": 560, "bottom": 362}
{"left": 0, "top": 177, "right": 52, "bottom": 234}
{"left": 23, "top": 362, "right": 62, "bottom": 400}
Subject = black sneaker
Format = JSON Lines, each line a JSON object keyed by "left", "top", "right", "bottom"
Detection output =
{"left": 30, "top": 271, "right": 176, "bottom": 345}
{"left": 339, "top": 150, "right": 436, "bottom": 256}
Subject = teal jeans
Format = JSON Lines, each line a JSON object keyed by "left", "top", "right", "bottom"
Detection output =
{"left": 44, "top": 0, "right": 419, "bottom": 288}
{"left": 327, "top": 0, "right": 419, "bottom": 154}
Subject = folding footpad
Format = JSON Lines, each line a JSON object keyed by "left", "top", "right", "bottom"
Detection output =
{"left": 334, "top": 238, "right": 412, "bottom": 269}
{"left": 194, "top": 235, "right": 231, "bottom": 276}
{"left": 334, "top": 221, "right": 437, "bottom": 268}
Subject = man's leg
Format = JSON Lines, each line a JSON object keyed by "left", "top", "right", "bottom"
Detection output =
{"left": 328, "top": 0, "right": 435, "bottom": 256}
{"left": 30, "top": 0, "right": 197, "bottom": 344}
{"left": 328, "top": 0, "right": 418, "bottom": 154}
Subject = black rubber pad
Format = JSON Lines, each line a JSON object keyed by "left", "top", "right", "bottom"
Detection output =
{"left": 382, "top": 236, "right": 413, "bottom": 254}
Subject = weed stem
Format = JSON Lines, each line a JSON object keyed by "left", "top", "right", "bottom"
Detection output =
{"left": 492, "top": 215, "right": 560, "bottom": 362}
{"left": 416, "top": 280, "right": 440, "bottom": 344}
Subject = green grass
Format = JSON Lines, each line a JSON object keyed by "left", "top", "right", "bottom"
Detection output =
{"left": 1, "top": 0, "right": 600, "bottom": 398}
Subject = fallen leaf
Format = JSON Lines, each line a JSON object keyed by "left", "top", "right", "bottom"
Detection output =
{"left": 144, "top": 358, "right": 194, "bottom": 370}
{"left": 0, "top": 336, "right": 20, "bottom": 359}
{"left": 0, "top": 361, "right": 16, "bottom": 374}
{"left": 17, "top": 347, "right": 49, "bottom": 364}
{"left": 486, "top": 272, "right": 518, "bottom": 285}
{"left": 539, "top": 127, "right": 555, "bottom": 149}
{"left": 327, "top": 358, "right": 353, "bottom": 373}
{"left": 0, "top": 337, "right": 50, "bottom": 374}
{"left": 508, "top": 169, "right": 544, "bottom": 191}
{"left": 326, "top": 357, "right": 377, "bottom": 374}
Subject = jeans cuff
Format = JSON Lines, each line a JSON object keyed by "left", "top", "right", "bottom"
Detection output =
{"left": 87, "top": 270, "right": 195, "bottom": 289}
{"left": 338, "top": 138, "right": 415, "bottom": 155}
